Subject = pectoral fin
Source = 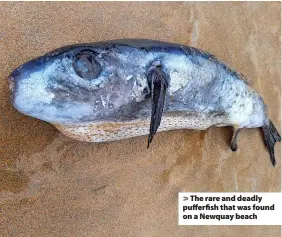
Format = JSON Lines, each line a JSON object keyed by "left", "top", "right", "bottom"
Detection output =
{"left": 147, "top": 65, "right": 168, "bottom": 148}
{"left": 231, "top": 127, "right": 241, "bottom": 152}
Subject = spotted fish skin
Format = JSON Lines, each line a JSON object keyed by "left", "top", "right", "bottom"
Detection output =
{"left": 8, "top": 39, "right": 280, "bottom": 165}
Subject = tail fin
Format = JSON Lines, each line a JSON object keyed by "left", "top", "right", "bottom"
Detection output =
{"left": 262, "top": 120, "right": 281, "bottom": 167}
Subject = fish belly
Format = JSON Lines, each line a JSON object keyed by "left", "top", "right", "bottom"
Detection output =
{"left": 54, "top": 112, "right": 228, "bottom": 142}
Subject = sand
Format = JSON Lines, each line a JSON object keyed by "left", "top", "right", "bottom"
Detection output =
{"left": 0, "top": 2, "right": 281, "bottom": 236}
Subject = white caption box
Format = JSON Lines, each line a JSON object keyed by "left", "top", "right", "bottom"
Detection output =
{"left": 178, "top": 192, "right": 282, "bottom": 225}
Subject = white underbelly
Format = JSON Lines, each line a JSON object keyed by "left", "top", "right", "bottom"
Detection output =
{"left": 54, "top": 112, "right": 229, "bottom": 142}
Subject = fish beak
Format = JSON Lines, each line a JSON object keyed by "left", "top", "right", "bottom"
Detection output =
{"left": 8, "top": 74, "right": 15, "bottom": 92}
{"left": 8, "top": 65, "right": 26, "bottom": 105}
{"left": 7, "top": 71, "right": 19, "bottom": 104}
{"left": 7, "top": 56, "right": 48, "bottom": 105}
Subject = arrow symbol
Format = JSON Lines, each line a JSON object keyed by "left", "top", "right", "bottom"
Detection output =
{"left": 183, "top": 196, "right": 189, "bottom": 201}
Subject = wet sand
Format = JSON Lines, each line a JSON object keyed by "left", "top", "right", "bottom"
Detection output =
{"left": 0, "top": 2, "right": 281, "bottom": 236}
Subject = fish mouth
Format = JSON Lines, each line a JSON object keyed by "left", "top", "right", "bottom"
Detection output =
{"left": 7, "top": 72, "right": 17, "bottom": 105}
{"left": 7, "top": 56, "right": 52, "bottom": 107}
{"left": 8, "top": 64, "right": 28, "bottom": 107}
{"left": 8, "top": 74, "right": 15, "bottom": 92}
{"left": 8, "top": 63, "right": 23, "bottom": 92}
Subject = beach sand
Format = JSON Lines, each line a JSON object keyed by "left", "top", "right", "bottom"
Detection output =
{"left": 0, "top": 2, "right": 281, "bottom": 236}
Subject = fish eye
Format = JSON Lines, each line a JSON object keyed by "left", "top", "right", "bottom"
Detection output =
{"left": 73, "top": 51, "right": 101, "bottom": 79}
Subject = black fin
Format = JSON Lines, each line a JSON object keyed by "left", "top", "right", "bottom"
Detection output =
{"left": 147, "top": 65, "right": 168, "bottom": 148}
{"left": 231, "top": 128, "right": 241, "bottom": 152}
{"left": 262, "top": 120, "right": 281, "bottom": 167}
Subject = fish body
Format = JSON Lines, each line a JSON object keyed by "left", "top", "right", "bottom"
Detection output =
{"left": 8, "top": 39, "right": 280, "bottom": 166}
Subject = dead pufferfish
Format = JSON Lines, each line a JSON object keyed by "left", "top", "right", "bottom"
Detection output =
{"left": 8, "top": 39, "right": 280, "bottom": 166}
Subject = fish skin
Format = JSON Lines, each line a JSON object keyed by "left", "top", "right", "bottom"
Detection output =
{"left": 8, "top": 39, "right": 267, "bottom": 129}
{"left": 8, "top": 39, "right": 281, "bottom": 166}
